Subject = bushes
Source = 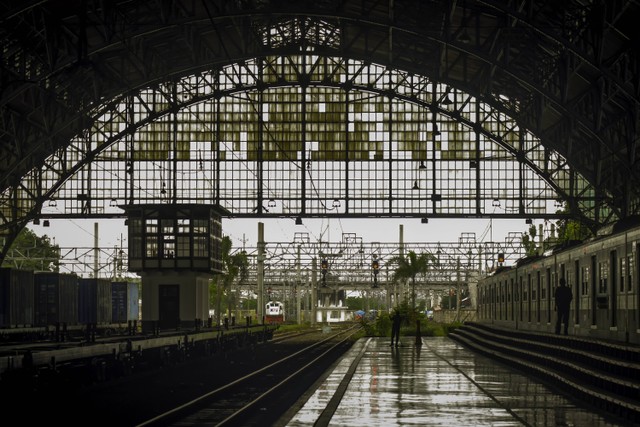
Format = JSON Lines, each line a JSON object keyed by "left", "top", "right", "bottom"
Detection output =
{"left": 359, "top": 314, "right": 390, "bottom": 336}
{"left": 360, "top": 309, "right": 463, "bottom": 338}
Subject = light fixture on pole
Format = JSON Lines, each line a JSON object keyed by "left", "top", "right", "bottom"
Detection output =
{"left": 458, "top": 29, "right": 471, "bottom": 44}
{"left": 372, "top": 254, "right": 379, "bottom": 288}
{"left": 441, "top": 89, "right": 454, "bottom": 105}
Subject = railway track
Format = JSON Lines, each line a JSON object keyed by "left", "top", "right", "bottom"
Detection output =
{"left": 135, "top": 324, "right": 362, "bottom": 427}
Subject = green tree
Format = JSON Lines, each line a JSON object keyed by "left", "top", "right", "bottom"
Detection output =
{"left": 210, "top": 236, "right": 248, "bottom": 325}
{"left": 555, "top": 217, "right": 592, "bottom": 242}
{"left": 522, "top": 206, "right": 593, "bottom": 257}
{"left": 2, "top": 227, "right": 60, "bottom": 271}
{"left": 521, "top": 224, "right": 538, "bottom": 256}
{"left": 387, "top": 250, "right": 437, "bottom": 313}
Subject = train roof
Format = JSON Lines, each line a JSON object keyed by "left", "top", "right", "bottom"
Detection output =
{"left": 515, "top": 254, "right": 543, "bottom": 267}
{"left": 596, "top": 215, "right": 640, "bottom": 237}
{"left": 546, "top": 239, "right": 584, "bottom": 255}
{"left": 487, "top": 265, "right": 513, "bottom": 276}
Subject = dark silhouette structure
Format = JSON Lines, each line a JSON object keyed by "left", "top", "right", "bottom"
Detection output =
{"left": 2, "top": 1, "right": 639, "bottom": 267}
{"left": 554, "top": 278, "right": 573, "bottom": 335}
{"left": 391, "top": 310, "right": 402, "bottom": 347}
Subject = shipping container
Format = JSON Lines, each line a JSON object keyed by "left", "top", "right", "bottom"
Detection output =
{"left": 111, "top": 281, "right": 139, "bottom": 323}
{"left": 78, "top": 278, "right": 112, "bottom": 324}
{"left": 34, "top": 272, "right": 79, "bottom": 326}
{"left": 0, "top": 268, "right": 35, "bottom": 327}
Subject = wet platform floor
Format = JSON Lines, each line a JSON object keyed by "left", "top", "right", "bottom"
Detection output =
{"left": 280, "top": 336, "right": 630, "bottom": 426}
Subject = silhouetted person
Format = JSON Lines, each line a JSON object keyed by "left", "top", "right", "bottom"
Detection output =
{"left": 390, "top": 310, "right": 402, "bottom": 347}
{"left": 555, "top": 277, "right": 573, "bottom": 335}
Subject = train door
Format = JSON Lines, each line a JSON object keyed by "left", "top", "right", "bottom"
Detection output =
{"left": 503, "top": 280, "right": 507, "bottom": 320}
{"left": 637, "top": 243, "right": 640, "bottom": 330}
{"left": 494, "top": 283, "right": 498, "bottom": 321}
{"left": 500, "top": 280, "right": 505, "bottom": 320}
{"left": 510, "top": 277, "right": 515, "bottom": 321}
{"left": 527, "top": 274, "right": 532, "bottom": 323}
{"left": 519, "top": 275, "right": 524, "bottom": 322}
{"left": 610, "top": 251, "right": 618, "bottom": 328}
{"left": 574, "top": 260, "right": 580, "bottom": 326}
{"left": 546, "top": 268, "right": 552, "bottom": 323}
{"left": 559, "top": 263, "right": 566, "bottom": 327}
{"left": 536, "top": 271, "right": 541, "bottom": 323}
{"left": 591, "top": 255, "right": 597, "bottom": 325}
{"left": 496, "top": 281, "right": 500, "bottom": 320}
{"left": 158, "top": 284, "right": 180, "bottom": 330}
{"left": 625, "top": 252, "right": 633, "bottom": 331}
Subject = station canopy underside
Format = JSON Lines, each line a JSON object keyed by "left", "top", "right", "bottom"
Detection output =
{"left": 2, "top": 1, "right": 640, "bottom": 258}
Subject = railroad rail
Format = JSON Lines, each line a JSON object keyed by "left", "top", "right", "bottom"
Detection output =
{"left": 135, "top": 324, "right": 362, "bottom": 427}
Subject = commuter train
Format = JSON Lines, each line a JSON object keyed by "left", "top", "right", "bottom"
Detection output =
{"left": 264, "top": 301, "right": 285, "bottom": 324}
{"left": 476, "top": 217, "right": 640, "bottom": 345}
{"left": 0, "top": 267, "right": 139, "bottom": 335}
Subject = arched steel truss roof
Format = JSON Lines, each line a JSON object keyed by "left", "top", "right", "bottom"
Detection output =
{"left": 1, "top": 53, "right": 594, "bottom": 225}
{"left": 1, "top": 0, "right": 639, "bottom": 256}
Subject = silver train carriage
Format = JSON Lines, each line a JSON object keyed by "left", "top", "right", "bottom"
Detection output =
{"left": 476, "top": 219, "right": 640, "bottom": 345}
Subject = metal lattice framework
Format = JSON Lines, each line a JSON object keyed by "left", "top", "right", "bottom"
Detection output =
{"left": 3, "top": 229, "right": 524, "bottom": 293}
{"left": 1, "top": 51, "right": 595, "bottom": 258}
{"left": 2, "top": 1, "right": 640, "bottom": 264}
{"left": 242, "top": 231, "right": 523, "bottom": 288}
{"left": 13, "top": 54, "right": 592, "bottom": 216}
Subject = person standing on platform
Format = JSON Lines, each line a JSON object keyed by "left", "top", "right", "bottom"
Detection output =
{"left": 390, "top": 309, "right": 402, "bottom": 347}
{"left": 554, "top": 277, "right": 573, "bottom": 335}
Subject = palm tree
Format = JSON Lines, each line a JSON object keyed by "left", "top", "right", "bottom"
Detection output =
{"left": 212, "top": 236, "right": 248, "bottom": 326}
{"left": 388, "top": 250, "right": 437, "bottom": 312}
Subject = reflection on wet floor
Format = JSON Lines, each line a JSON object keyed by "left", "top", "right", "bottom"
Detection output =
{"left": 284, "top": 337, "right": 626, "bottom": 426}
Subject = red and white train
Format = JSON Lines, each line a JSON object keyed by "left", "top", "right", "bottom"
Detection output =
{"left": 264, "top": 301, "right": 285, "bottom": 324}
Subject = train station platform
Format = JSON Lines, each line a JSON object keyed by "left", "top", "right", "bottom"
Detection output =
{"left": 279, "top": 336, "right": 626, "bottom": 426}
